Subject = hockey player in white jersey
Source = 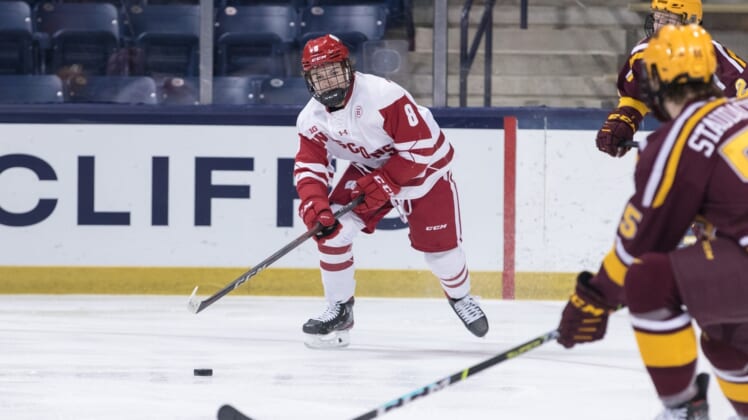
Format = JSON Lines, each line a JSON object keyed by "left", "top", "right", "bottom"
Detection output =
{"left": 294, "top": 34, "right": 489, "bottom": 349}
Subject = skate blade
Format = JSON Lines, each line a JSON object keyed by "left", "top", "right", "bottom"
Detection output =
{"left": 303, "top": 330, "right": 350, "bottom": 349}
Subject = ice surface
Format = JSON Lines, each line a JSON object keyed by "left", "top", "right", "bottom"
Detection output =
{"left": 0, "top": 296, "right": 735, "bottom": 420}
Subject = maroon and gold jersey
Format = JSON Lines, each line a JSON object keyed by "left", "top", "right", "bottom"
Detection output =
{"left": 592, "top": 96, "right": 748, "bottom": 303}
{"left": 614, "top": 37, "right": 748, "bottom": 123}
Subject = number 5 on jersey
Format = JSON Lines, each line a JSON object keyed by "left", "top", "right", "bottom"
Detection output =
{"left": 619, "top": 203, "right": 643, "bottom": 239}
{"left": 719, "top": 128, "right": 748, "bottom": 182}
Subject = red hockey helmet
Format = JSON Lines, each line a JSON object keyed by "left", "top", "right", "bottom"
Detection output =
{"left": 301, "top": 34, "right": 354, "bottom": 108}
{"left": 301, "top": 34, "right": 350, "bottom": 71}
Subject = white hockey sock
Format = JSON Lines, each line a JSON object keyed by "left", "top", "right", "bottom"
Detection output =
{"left": 319, "top": 243, "right": 356, "bottom": 304}
{"left": 424, "top": 247, "right": 471, "bottom": 299}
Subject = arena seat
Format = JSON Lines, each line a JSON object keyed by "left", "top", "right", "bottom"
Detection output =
{"left": 221, "top": 0, "right": 304, "bottom": 8}
{"left": 213, "top": 75, "right": 266, "bottom": 105}
{"left": 254, "top": 76, "right": 309, "bottom": 106}
{"left": 0, "top": 75, "right": 63, "bottom": 103}
{"left": 215, "top": 4, "right": 298, "bottom": 76}
{"left": 127, "top": 4, "right": 200, "bottom": 77}
{"left": 0, "top": 1, "right": 34, "bottom": 75}
{"left": 140, "top": 0, "right": 198, "bottom": 5}
{"left": 35, "top": 2, "right": 121, "bottom": 75}
{"left": 298, "top": 4, "right": 388, "bottom": 64}
{"left": 305, "top": 0, "right": 414, "bottom": 50}
{"left": 156, "top": 76, "right": 199, "bottom": 105}
{"left": 65, "top": 75, "right": 158, "bottom": 104}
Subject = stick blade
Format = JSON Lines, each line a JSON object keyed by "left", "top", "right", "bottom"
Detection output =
{"left": 187, "top": 286, "right": 204, "bottom": 314}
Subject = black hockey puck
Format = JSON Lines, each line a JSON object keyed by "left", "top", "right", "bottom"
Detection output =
{"left": 194, "top": 368, "right": 213, "bottom": 376}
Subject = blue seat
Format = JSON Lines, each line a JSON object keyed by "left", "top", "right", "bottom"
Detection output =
{"left": 306, "top": 0, "right": 385, "bottom": 5}
{"left": 139, "top": 0, "right": 198, "bottom": 4}
{"left": 255, "top": 76, "right": 309, "bottom": 106}
{"left": 221, "top": 0, "right": 305, "bottom": 7}
{"left": 127, "top": 5, "right": 200, "bottom": 77}
{"left": 298, "top": 4, "right": 387, "bottom": 62}
{"left": 0, "top": 75, "right": 63, "bottom": 103}
{"left": 0, "top": 1, "right": 34, "bottom": 74}
{"left": 65, "top": 75, "right": 157, "bottom": 103}
{"left": 35, "top": 3, "right": 120, "bottom": 75}
{"left": 215, "top": 5, "right": 298, "bottom": 76}
{"left": 306, "top": 0, "right": 414, "bottom": 50}
{"left": 213, "top": 75, "right": 266, "bottom": 105}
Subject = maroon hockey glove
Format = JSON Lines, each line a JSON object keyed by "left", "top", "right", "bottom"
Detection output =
{"left": 351, "top": 170, "right": 402, "bottom": 213}
{"left": 298, "top": 194, "right": 341, "bottom": 242}
{"left": 557, "top": 271, "right": 618, "bottom": 349}
{"left": 596, "top": 107, "right": 641, "bottom": 158}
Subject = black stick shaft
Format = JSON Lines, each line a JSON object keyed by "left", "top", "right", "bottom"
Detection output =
{"left": 190, "top": 196, "right": 363, "bottom": 314}
{"left": 350, "top": 330, "right": 559, "bottom": 420}
{"left": 621, "top": 140, "right": 639, "bottom": 148}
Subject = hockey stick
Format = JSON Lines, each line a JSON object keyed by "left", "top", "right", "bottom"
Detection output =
{"left": 621, "top": 140, "right": 639, "bottom": 148}
{"left": 215, "top": 330, "right": 559, "bottom": 420}
{"left": 351, "top": 329, "right": 559, "bottom": 419}
{"left": 188, "top": 195, "right": 364, "bottom": 314}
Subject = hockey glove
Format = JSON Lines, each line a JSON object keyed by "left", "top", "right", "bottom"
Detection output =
{"left": 596, "top": 107, "right": 641, "bottom": 158}
{"left": 351, "top": 170, "right": 401, "bottom": 214}
{"left": 557, "top": 271, "right": 618, "bottom": 349}
{"left": 299, "top": 195, "right": 341, "bottom": 243}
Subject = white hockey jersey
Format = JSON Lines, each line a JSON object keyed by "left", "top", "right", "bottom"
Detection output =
{"left": 294, "top": 72, "right": 454, "bottom": 200}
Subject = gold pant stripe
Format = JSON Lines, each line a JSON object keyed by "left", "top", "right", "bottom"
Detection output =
{"left": 717, "top": 376, "right": 748, "bottom": 403}
{"left": 634, "top": 326, "right": 697, "bottom": 367}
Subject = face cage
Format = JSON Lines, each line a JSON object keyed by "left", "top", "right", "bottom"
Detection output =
{"left": 644, "top": 14, "right": 655, "bottom": 37}
{"left": 304, "top": 61, "right": 353, "bottom": 108}
{"left": 644, "top": 10, "right": 685, "bottom": 37}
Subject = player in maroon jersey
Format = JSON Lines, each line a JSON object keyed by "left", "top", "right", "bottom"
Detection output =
{"left": 294, "top": 34, "right": 488, "bottom": 348}
{"left": 557, "top": 24, "right": 748, "bottom": 419}
{"left": 596, "top": 0, "right": 748, "bottom": 158}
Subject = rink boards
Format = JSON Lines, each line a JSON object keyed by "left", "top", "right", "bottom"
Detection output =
{"left": 0, "top": 107, "right": 647, "bottom": 299}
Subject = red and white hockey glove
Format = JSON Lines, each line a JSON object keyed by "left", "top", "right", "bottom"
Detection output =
{"left": 351, "top": 170, "right": 402, "bottom": 214}
{"left": 596, "top": 106, "right": 641, "bottom": 158}
{"left": 557, "top": 271, "right": 618, "bottom": 349}
{"left": 298, "top": 181, "right": 341, "bottom": 242}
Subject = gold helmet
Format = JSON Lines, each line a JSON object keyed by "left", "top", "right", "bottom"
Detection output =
{"left": 646, "top": 0, "right": 702, "bottom": 37}
{"left": 650, "top": 0, "right": 703, "bottom": 23}
{"left": 641, "top": 24, "right": 717, "bottom": 120}
{"left": 643, "top": 24, "right": 715, "bottom": 85}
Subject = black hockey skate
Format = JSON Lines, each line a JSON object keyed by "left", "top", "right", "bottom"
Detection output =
{"left": 656, "top": 373, "right": 710, "bottom": 420}
{"left": 303, "top": 297, "right": 354, "bottom": 349}
{"left": 447, "top": 294, "right": 489, "bottom": 337}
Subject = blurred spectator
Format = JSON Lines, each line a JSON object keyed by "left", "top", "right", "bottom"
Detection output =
{"left": 56, "top": 63, "right": 86, "bottom": 93}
